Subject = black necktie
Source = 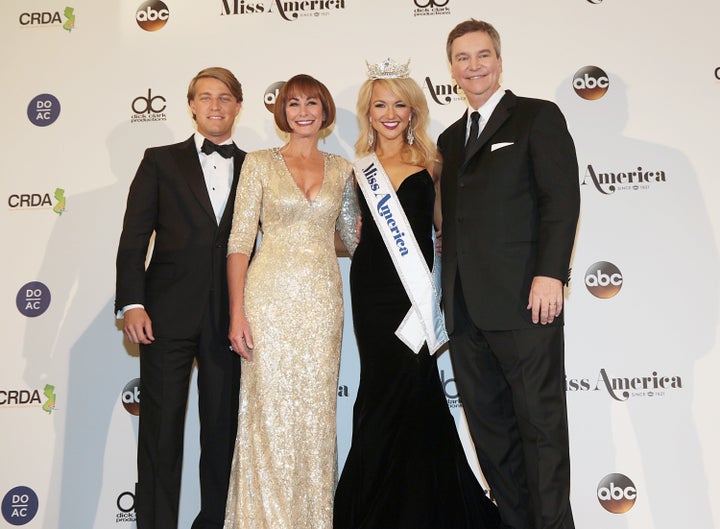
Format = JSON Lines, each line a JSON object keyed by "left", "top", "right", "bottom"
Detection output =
{"left": 466, "top": 111, "right": 480, "bottom": 150}
{"left": 201, "top": 138, "right": 235, "bottom": 159}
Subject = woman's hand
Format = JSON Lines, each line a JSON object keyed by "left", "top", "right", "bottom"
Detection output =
{"left": 229, "top": 315, "right": 254, "bottom": 361}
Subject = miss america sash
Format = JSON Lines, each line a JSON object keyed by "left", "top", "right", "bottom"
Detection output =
{"left": 354, "top": 153, "right": 448, "bottom": 354}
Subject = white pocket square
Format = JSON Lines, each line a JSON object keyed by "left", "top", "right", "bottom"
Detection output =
{"left": 491, "top": 142, "right": 514, "bottom": 152}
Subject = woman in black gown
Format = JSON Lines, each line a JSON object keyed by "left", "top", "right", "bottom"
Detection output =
{"left": 334, "top": 61, "right": 501, "bottom": 529}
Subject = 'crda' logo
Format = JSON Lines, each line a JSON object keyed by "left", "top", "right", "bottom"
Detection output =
{"left": 597, "top": 473, "right": 637, "bottom": 513}
{"left": 715, "top": 67, "right": 720, "bottom": 81}
{"left": 122, "top": 378, "right": 141, "bottom": 416}
{"left": 264, "top": 81, "right": 286, "bottom": 113}
{"left": 585, "top": 261, "right": 623, "bottom": 299}
{"left": 136, "top": 0, "right": 169, "bottom": 31}
{"left": 132, "top": 89, "right": 167, "bottom": 114}
{"left": 413, "top": 0, "right": 449, "bottom": 7}
{"left": 573, "top": 65, "right": 609, "bottom": 100}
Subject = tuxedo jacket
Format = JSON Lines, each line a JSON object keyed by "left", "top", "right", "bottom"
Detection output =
{"left": 437, "top": 90, "right": 580, "bottom": 332}
{"left": 115, "top": 136, "right": 246, "bottom": 339}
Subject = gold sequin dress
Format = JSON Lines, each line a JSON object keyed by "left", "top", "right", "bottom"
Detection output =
{"left": 224, "top": 148, "right": 357, "bottom": 529}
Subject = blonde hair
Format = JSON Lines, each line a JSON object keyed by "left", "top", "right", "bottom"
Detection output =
{"left": 355, "top": 78, "right": 436, "bottom": 168}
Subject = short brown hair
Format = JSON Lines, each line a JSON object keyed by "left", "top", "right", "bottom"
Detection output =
{"left": 187, "top": 67, "right": 243, "bottom": 104}
{"left": 446, "top": 19, "right": 501, "bottom": 62}
{"left": 273, "top": 74, "right": 336, "bottom": 133}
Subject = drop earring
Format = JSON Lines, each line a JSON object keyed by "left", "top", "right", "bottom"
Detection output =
{"left": 406, "top": 116, "right": 415, "bottom": 145}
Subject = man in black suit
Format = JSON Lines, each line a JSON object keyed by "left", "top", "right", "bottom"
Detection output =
{"left": 115, "top": 67, "right": 246, "bottom": 529}
{"left": 437, "top": 20, "right": 580, "bottom": 529}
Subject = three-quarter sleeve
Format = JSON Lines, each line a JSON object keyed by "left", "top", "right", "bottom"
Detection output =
{"left": 336, "top": 163, "right": 359, "bottom": 256}
{"left": 228, "top": 152, "right": 263, "bottom": 256}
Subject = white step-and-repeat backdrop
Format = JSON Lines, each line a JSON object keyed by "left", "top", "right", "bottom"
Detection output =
{"left": 2, "top": 1, "right": 719, "bottom": 527}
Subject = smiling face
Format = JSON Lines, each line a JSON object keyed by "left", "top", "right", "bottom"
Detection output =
{"left": 369, "top": 82, "right": 413, "bottom": 145}
{"left": 188, "top": 77, "right": 241, "bottom": 143}
{"left": 450, "top": 30, "right": 502, "bottom": 109}
{"left": 284, "top": 92, "right": 324, "bottom": 139}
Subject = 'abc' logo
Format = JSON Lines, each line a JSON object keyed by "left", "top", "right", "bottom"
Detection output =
{"left": 573, "top": 65, "right": 609, "bottom": 100}
{"left": 122, "top": 378, "right": 141, "bottom": 416}
{"left": 132, "top": 89, "right": 167, "bottom": 114}
{"left": 597, "top": 473, "right": 637, "bottom": 514}
{"left": 264, "top": 81, "right": 286, "bottom": 113}
{"left": 136, "top": 0, "right": 169, "bottom": 31}
{"left": 585, "top": 261, "right": 623, "bottom": 299}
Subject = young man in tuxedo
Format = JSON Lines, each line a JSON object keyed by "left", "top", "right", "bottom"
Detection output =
{"left": 437, "top": 19, "right": 580, "bottom": 529}
{"left": 115, "top": 67, "right": 246, "bottom": 529}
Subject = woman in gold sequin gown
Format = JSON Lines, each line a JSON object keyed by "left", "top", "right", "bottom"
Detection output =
{"left": 224, "top": 75, "right": 357, "bottom": 529}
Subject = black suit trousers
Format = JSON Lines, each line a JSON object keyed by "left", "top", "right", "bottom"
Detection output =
{"left": 136, "top": 306, "right": 240, "bottom": 529}
{"left": 449, "top": 280, "right": 574, "bottom": 529}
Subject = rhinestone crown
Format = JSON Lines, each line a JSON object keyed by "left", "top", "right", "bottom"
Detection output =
{"left": 366, "top": 58, "right": 411, "bottom": 79}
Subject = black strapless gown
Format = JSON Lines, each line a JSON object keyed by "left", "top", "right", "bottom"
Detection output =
{"left": 334, "top": 170, "right": 500, "bottom": 529}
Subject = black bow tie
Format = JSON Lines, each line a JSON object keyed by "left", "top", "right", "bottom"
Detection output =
{"left": 201, "top": 138, "right": 235, "bottom": 159}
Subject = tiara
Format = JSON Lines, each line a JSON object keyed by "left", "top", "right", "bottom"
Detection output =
{"left": 366, "top": 58, "right": 410, "bottom": 79}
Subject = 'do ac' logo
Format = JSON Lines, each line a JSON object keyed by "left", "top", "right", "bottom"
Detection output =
{"left": 136, "top": 0, "right": 169, "bottom": 31}
{"left": 264, "top": 81, "right": 286, "bottom": 113}
{"left": 573, "top": 65, "right": 609, "bottom": 100}
{"left": 2, "top": 486, "right": 39, "bottom": 525}
{"left": 585, "top": 261, "right": 623, "bottom": 299}
{"left": 122, "top": 378, "right": 141, "bottom": 416}
{"left": 597, "top": 473, "right": 637, "bottom": 514}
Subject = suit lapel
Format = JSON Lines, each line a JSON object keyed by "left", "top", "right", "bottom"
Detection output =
{"left": 444, "top": 113, "right": 469, "bottom": 177}
{"left": 175, "top": 136, "right": 218, "bottom": 225}
{"left": 218, "top": 148, "right": 244, "bottom": 231}
{"left": 464, "top": 90, "right": 516, "bottom": 164}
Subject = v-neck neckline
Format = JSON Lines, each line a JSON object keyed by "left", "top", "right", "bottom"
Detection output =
{"left": 276, "top": 148, "right": 326, "bottom": 204}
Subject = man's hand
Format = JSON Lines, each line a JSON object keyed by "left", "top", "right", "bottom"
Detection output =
{"left": 527, "top": 276, "right": 564, "bottom": 325}
{"left": 123, "top": 307, "right": 155, "bottom": 344}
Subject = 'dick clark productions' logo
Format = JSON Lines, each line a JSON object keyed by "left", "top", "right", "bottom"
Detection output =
{"left": 439, "top": 369, "right": 462, "bottom": 408}
{"left": 597, "top": 473, "right": 637, "bottom": 514}
{"left": 116, "top": 490, "right": 136, "bottom": 523}
{"left": 573, "top": 65, "right": 609, "bottom": 100}
{"left": 131, "top": 89, "right": 167, "bottom": 123}
{"left": 27, "top": 94, "right": 61, "bottom": 127}
{"left": 413, "top": 0, "right": 451, "bottom": 17}
{"left": 221, "top": 0, "right": 347, "bottom": 20}
{"left": 136, "top": 0, "right": 169, "bottom": 31}
{"left": 2, "top": 486, "right": 39, "bottom": 525}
